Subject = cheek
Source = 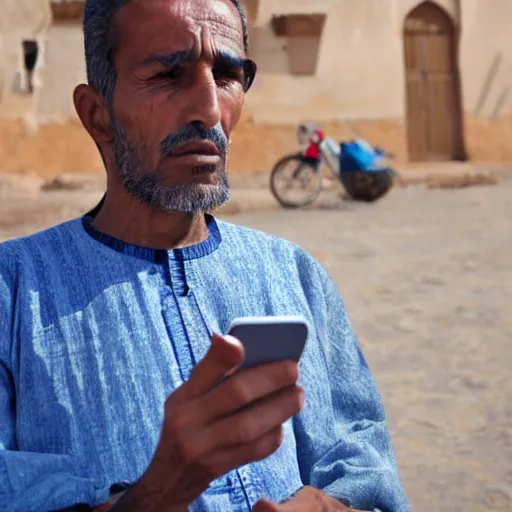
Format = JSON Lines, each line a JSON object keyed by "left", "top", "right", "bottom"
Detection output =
{"left": 113, "top": 90, "right": 169, "bottom": 165}
{"left": 219, "top": 87, "right": 245, "bottom": 136}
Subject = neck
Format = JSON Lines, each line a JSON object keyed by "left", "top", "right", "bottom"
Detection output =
{"left": 91, "top": 190, "right": 209, "bottom": 250}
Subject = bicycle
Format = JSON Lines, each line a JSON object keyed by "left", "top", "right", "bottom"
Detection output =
{"left": 270, "top": 125, "right": 398, "bottom": 209}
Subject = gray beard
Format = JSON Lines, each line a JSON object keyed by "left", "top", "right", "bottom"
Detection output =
{"left": 111, "top": 119, "right": 230, "bottom": 214}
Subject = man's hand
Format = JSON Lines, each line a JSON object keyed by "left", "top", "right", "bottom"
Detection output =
{"left": 120, "top": 334, "right": 304, "bottom": 511}
{"left": 252, "top": 486, "right": 368, "bottom": 512}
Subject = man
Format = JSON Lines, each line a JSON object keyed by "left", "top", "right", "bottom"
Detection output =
{"left": 0, "top": 0, "right": 409, "bottom": 510}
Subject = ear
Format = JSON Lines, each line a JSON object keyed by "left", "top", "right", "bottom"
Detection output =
{"left": 73, "top": 84, "right": 113, "bottom": 144}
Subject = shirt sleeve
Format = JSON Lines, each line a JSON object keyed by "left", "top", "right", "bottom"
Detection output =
{"left": 292, "top": 257, "right": 409, "bottom": 512}
{"left": 0, "top": 265, "right": 111, "bottom": 512}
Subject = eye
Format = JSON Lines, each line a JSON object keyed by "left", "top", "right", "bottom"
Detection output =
{"left": 213, "top": 64, "right": 244, "bottom": 86}
{"left": 154, "top": 66, "right": 184, "bottom": 81}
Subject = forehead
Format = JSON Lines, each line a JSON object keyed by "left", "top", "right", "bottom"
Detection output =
{"left": 115, "top": 0, "right": 244, "bottom": 62}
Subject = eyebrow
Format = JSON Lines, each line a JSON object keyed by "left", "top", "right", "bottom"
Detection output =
{"left": 138, "top": 49, "right": 256, "bottom": 90}
{"left": 139, "top": 49, "right": 246, "bottom": 69}
{"left": 138, "top": 49, "right": 194, "bottom": 69}
{"left": 214, "top": 51, "right": 246, "bottom": 69}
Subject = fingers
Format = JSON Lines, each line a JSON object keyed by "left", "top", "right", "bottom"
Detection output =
{"left": 157, "top": 334, "right": 305, "bottom": 502}
{"left": 252, "top": 495, "right": 361, "bottom": 512}
{"left": 182, "top": 334, "right": 244, "bottom": 400}
{"left": 198, "top": 360, "right": 300, "bottom": 422}
{"left": 172, "top": 384, "right": 303, "bottom": 466}
{"left": 206, "top": 384, "right": 304, "bottom": 451}
{"left": 204, "top": 426, "right": 285, "bottom": 481}
{"left": 252, "top": 499, "right": 281, "bottom": 512}
{"left": 254, "top": 487, "right": 360, "bottom": 512}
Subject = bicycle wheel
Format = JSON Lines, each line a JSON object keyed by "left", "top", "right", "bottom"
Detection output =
{"left": 270, "top": 154, "right": 322, "bottom": 208}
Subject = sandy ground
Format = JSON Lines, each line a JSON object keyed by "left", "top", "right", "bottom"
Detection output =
{"left": 1, "top": 175, "right": 511, "bottom": 511}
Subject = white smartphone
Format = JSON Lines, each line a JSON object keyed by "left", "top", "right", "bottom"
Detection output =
{"left": 227, "top": 316, "right": 308, "bottom": 369}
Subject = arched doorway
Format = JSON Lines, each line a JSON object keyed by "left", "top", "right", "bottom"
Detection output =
{"left": 404, "top": 2, "right": 464, "bottom": 161}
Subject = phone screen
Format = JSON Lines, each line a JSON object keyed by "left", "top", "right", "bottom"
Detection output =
{"left": 228, "top": 319, "right": 308, "bottom": 368}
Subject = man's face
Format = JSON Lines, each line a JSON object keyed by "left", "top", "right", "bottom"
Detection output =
{"left": 108, "top": 0, "right": 249, "bottom": 213}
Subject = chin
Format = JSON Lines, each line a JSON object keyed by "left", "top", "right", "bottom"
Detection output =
{"left": 191, "top": 164, "right": 222, "bottom": 181}
{"left": 191, "top": 174, "right": 220, "bottom": 187}
{"left": 158, "top": 177, "right": 230, "bottom": 213}
{"left": 160, "top": 163, "right": 223, "bottom": 186}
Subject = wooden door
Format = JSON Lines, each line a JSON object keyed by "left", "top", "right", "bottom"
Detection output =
{"left": 404, "top": 2, "right": 464, "bottom": 161}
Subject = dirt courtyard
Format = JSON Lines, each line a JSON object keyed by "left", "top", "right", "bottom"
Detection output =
{"left": 1, "top": 174, "right": 511, "bottom": 511}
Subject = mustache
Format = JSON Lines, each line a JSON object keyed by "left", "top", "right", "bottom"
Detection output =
{"left": 160, "top": 123, "right": 228, "bottom": 157}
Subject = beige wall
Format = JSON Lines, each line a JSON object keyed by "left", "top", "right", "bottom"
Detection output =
{"left": 37, "top": 22, "right": 87, "bottom": 123}
{"left": 245, "top": 0, "right": 511, "bottom": 122}
{"left": 0, "top": 35, "right": 39, "bottom": 121}
{"left": 0, "top": 0, "right": 51, "bottom": 34}
{"left": 240, "top": 0, "right": 512, "bottom": 168}
{"left": 459, "top": 0, "right": 512, "bottom": 160}
{"left": 246, "top": 0, "right": 404, "bottom": 123}
{"left": 245, "top": 0, "right": 464, "bottom": 124}
{"left": 0, "top": 0, "right": 50, "bottom": 122}
{"left": 0, "top": 0, "right": 511, "bottom": 175}
{"left": 459, "top": 0, "right": 512, "bottom": 118}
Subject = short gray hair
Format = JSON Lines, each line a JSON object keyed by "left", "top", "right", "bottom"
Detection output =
{"left": 83, "top": 0, "right": 249, "bottom": 102}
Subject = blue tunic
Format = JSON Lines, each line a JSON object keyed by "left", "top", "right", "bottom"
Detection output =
{"left": 0, "top": 215, "right": 408, "bottom": 511}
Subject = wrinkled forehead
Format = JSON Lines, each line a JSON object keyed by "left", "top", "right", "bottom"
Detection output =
{"left": 114, "top": 0, "right": 245, "bottom": 65}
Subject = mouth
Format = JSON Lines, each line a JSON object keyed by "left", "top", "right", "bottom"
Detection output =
{"left": 169, "top": 140, "right": 221, "bottom": 158}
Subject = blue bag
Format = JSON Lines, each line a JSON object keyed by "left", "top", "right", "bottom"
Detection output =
{"left": 340, "top": 139, "right": 380, "bottom": 172}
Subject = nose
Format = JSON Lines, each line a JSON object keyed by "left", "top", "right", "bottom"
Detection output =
{"left": 181, "top": 63, "right": 222, "bottom": 129}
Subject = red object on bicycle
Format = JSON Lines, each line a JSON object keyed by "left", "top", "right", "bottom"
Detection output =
{"left": 304, "top": 129, "right": 325, "bottom": 160}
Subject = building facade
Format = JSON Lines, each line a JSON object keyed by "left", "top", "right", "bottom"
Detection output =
{"left": 0, "top": 0, "right": 511, "bottom": 176}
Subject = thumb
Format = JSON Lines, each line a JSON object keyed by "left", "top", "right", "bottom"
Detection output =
{"left": 183, "top": 333, "right": 244, "bottom": 399}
